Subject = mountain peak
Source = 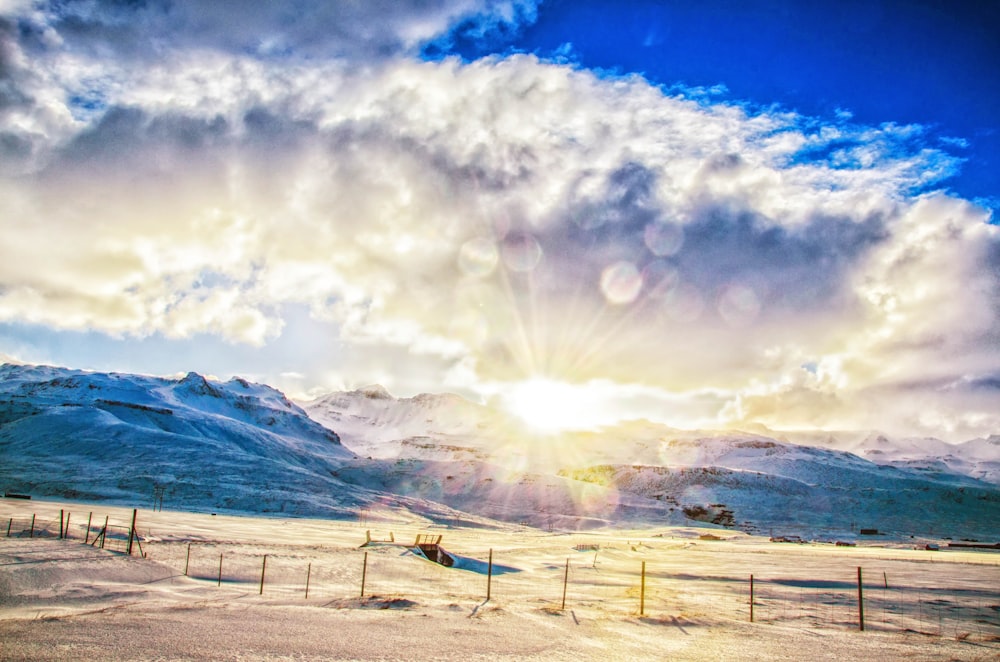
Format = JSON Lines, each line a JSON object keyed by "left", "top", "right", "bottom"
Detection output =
{"left": 176, "top": 371, "right": 221, "bottom": 398}
{"left": 358, "top": 384, "right": 392, "bottom": 400}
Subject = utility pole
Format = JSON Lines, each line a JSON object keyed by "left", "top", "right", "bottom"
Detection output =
{"left": 152, "top": 486, "right": 166, "bottom": 512}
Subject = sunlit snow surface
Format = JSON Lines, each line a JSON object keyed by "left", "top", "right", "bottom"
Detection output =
{"left": 0, "top": 500, "right": 998, "bottom": 661}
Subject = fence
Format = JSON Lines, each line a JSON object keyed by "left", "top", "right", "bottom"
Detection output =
{"left": 4, "top": 511, "right": 998, "bottom": 642}
{"left": 4, "top": 508, "right": 141, "bottom": 555}
{"left": 138, "top": 536, "right": 1000, "bottom": 641}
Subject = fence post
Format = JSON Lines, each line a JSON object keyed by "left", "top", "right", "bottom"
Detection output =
{"left": 259, "top": 555, "right": 268, "bottom": 595}
{"left": 84, "top": 513, "right": 92, "bottom": 544}
{"left": 750, "top": 574, "right": 754, "bottom": 622}
{"left": 360, "top": 552, "right": 368, "bottom": 598}
{"left": 486, "top": 549, "right": 493, "bottom": 601}
{"left": 184, "top": 543, "right": 191, "bottom": 576}
{"left": 305, "top": 562, "right": 312, "bottom": 599}
{"left": 100, "top": 516, "right": 108, "bottom": 549}
{"left": 64, "top": 512, "right": 71, "bottom": 539}
{"left": 857, "top": 566, "right": 865, "bottom": 631}
{"left": 561, "top": 559, "right": 569, "bottom": 611}
{"left": 60, "top": 509, "right": 64, "bottom": 539}
{"left": 6, "top": 517, "right": 11, "bottom": 537}
{"left": 217, "top": 553, "right": 223, "bottom": 587}
{"left": 29, "top": 514, "right": 35, "bottom": 538}
{"left": 640, "top": 561, "right": 646, "bottom": 616}
{"left": 126, "top": 509, "right": 137, "bottom": 556}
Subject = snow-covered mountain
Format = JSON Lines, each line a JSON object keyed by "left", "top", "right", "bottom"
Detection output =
{"left": 305, "top": 387, "right": 1000, "bottom": 485}
{"left": 3, "top": 364, "right": 999, "bottom": 538}
{"left": 305, "top": 384, "right": 1000, "bottom": 538}
{"left": 841, "top": 433, "right": 1000, "bottom": 485}
{"left": 0, "top": 364, "right": 363, "bottom": 516}
{"left": 303, "top": 386, "right": 513, "bottom": 462}
{"left": 560, "top": 436, "right": 1000, "bottom": 538}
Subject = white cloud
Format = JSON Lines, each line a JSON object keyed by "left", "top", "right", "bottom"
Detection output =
{"left": 0, "top": 1, "right": 997, "bottom": 438}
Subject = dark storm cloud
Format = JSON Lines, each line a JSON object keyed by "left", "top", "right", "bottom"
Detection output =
{"left": 673, "top": 204, "right": 889, "bottom": 310}
{"left": 568, "top": 161, "right": 661, "bottom": 236}
{"left": 57, "top": 105, "right": 230, "bottom": 170}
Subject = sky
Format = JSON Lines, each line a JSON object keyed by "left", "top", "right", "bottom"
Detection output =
{"left": 1, "top": 0, "right": 999, "bottom": 440}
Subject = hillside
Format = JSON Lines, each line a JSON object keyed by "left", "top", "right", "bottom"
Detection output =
{"left": 306, "top": 385, "right": 1000, "bottom": 538}
{"left": 0, "top": 364, "right": 363, "bottom": 516}
{"left": 2, "top": 364, "right": 999, "bottom": 538}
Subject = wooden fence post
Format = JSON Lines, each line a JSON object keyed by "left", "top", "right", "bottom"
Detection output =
{"left": 259, "top": 555, "right": 268, "bottom": 595}
{"left": 360, "top": 551, "right": 368, "bottom": 597}
{"left": 64, "top": 512, "right": 71, "bottom": 539}
{"left": 100, "top": 516, "right": 108, "bottom": 549}
{"left": 184, "top": 543, "right": 191, "bottom": 576}
{"left": 305, "top": 563, "right": 312, "bottom": 599}
{"left": 84, "top": 513, "right": 92, "bottom": 544}
{"left": 857, "top": 566, "right": 865, "bottom": 631}
{"left": 217, "top": 553, "right": 223, "bottom": 587}
{"left": 59, "top": 509, "right": 64, "bottom": 539}
{"left": 640, "top": 561, "right": 646, "bottom": 616}
{"left": 486, "top": 549, "right": 494, "bottom": 601}
{"left": 6, "top": 517, "right": 11, "bottom": 537}
{"left": 29, "top": 514, "right": 35, "bottom": 538}
{"left": 561, "top": 558, "right": 569, "bottom": 610}
{"left": 126, "top": 509, "right": 137, "bottom": 556}
{"left": 750, "top": 574, "right": 755, "bottom": 622}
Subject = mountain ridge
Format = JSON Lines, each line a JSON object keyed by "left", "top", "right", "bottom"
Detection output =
{"left": 2, "top": 363, "right": 999, "bottom": 538}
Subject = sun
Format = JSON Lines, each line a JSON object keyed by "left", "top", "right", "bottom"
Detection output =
{"left": 501, "top": 377, "right": 613, "bottom": 433}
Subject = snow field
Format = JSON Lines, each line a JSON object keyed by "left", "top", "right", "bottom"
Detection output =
{"left": 2, "top": 499, "right": 999, "bottom": 660}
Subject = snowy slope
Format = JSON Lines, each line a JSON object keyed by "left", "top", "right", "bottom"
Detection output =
{"left": 302, "top": 386, "right": 1000, "bottom": 537}
{"left": 329, "top": 457, "right": 677, "bottom": 529}
{"left": 845, "top": 434, "right": 1000, "bottom": 485}
{"left": 304, "top": 386, "right": 517, "bottom": 463}
{"left": 0, "top": 364, "right": 363, "bottom": 516}
{"left": 307, "top": 389, "right": 1000, "bottom": 487}
{"left": 3, "top": 364, "right": 999, "bottom": 538}
{"left": 759, "top": 429, "right": 1000, "bottom": 486}
{"left": 557, "top": 436, "right": 1000, "bottom": 538}
{"left": 562, "top": 460, "right": 999, "bottom": 540}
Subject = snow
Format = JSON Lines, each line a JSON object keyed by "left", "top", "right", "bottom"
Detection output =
{"left": 3, "top": 363, "right": 1000, "bottom": 540}
{"left": 1, "top": 499, "right": 998, "bottom": 661}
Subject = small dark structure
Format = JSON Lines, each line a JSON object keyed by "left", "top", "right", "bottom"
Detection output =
{"left": 413, "top": 534, "right": 454, "bottom": 567}
{"left": 859, "top": 529, "right": 879, "bottom": 536}
{"left": 3, "top": 492, "right": 30, "bottom": 500}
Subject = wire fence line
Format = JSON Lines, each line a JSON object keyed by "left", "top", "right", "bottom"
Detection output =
{"left": 4, "top": 510, "right": 998, "bottom": 641}
{"left": 4, "top": 509, "right": 139, "bottom": 554}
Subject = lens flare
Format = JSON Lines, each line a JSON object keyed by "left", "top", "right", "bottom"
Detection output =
{"left": 642, "top": 260, "right": 679, "bottom": 298}
{"left": 501, "top": 233, "right": 543, "bottom": 272}
{"left": 643, "top": 220, "right": 684, "bottom": 256}
{"left": 717, "top": 283, "right": 761, "bottom": 327}
{"left": 600, "top": 261, "right": 643, "bottom": 305}
{"left": 458, "top": 237, "right": 499, "bottom": 277}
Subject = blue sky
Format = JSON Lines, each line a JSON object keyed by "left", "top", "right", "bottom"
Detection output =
{"left": 0, "top": 0, "right": 998, "bottom": 440}
{"left": 430, "top": 0, "right": 1000, "bottom": 211}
